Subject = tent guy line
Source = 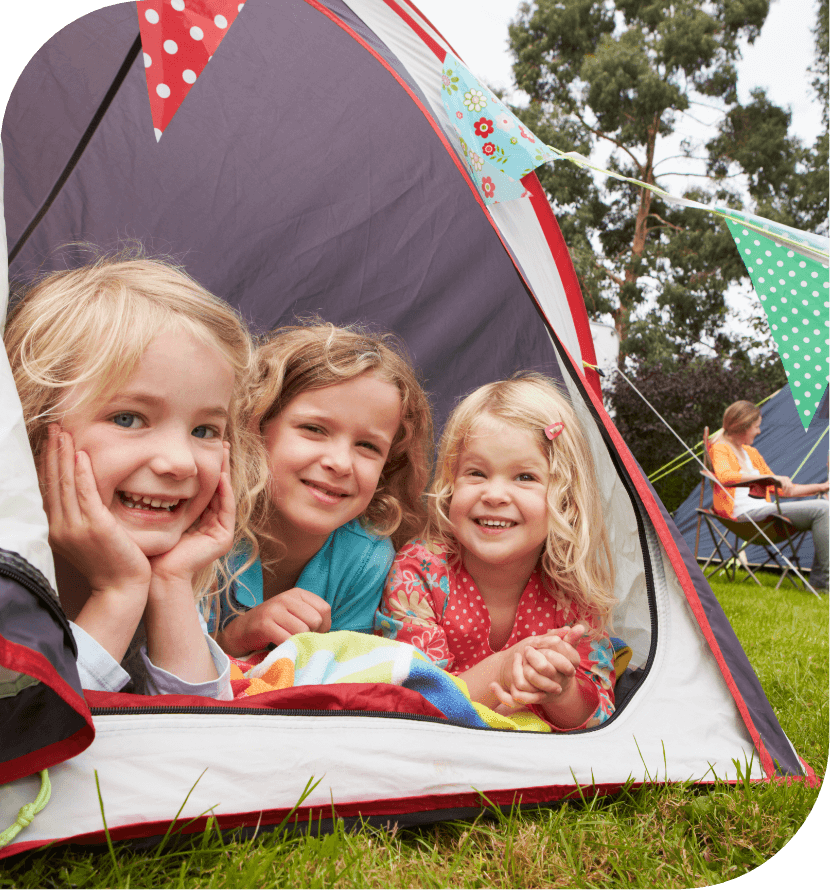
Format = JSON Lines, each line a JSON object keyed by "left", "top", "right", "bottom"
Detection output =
{"left": 646, "top": 397, "right": 828, "bottom": 487}
{"left": 0, "top": 770, "right": 50, "bottom": 849}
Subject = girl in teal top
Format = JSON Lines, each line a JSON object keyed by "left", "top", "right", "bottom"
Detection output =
{"left": 213, "top": 322, "right": 433, "bottom": 656}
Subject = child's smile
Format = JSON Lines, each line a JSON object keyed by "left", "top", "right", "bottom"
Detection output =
{"left": 59, "top": 327, "right": 234, "bottom": 557}
{"left": 301, "top": 479, "right": 350, "bottom": 504}
{"left": 474, "top": 518, "right": 518, "bottom": 529}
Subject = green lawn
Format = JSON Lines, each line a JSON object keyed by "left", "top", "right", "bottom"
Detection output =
{"left": 2, "top": 574, "right": 827, "bottom": 888}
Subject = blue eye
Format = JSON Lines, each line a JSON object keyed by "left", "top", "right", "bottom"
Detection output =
{"left": 517, "top": 473, "right": 537, "bottom": 482}
{"left": 111, "top": 412, "right": 142, "bottom": 429}
{"left": 192, "top": 426, "right": 218, "bottom": 440}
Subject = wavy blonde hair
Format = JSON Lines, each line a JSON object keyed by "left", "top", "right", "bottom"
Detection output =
{"left": 4, "top": 252, "right": 261, "bottom": 616}
{"left": 427, "top": 373, "right": 616, "bottom": 628}
{"left": 244, "top": 321, "right": 433, "bottom": 567}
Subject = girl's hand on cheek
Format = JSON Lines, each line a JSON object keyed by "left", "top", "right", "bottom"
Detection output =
{"left": 42, "top": 425, "right": 151, "bottom": 597}
{"left": 217, "top": 588, "right": 332, "bottom": 657}
{"left": 150, "top": 442, "right": 235, "bottom": 586}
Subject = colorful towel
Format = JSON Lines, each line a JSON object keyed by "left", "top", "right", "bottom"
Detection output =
{"left": 229, "top": 631, "right": 551, "bottom": 732}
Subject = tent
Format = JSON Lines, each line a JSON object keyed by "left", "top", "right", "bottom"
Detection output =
{"left": 673, "top": 385, "right": 829, "bottom": 574}
{"left": 0, "top": 0, "right": 817, "bottom": 857}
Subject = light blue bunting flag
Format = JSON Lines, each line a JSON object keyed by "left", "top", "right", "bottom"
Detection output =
{"left": 441, "top": 53, "right": 559, "bottom": 205}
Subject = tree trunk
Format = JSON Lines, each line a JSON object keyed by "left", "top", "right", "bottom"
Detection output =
{"left": 614, "top": 116, "right": 658, "bottom": 345}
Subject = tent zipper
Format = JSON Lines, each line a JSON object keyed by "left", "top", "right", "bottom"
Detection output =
{"left": 90, "top": 705, "right": 464, "bottom": 725}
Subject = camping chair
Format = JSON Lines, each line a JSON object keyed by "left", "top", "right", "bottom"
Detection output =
{"left": 693, "top": 427, "right": 809, "bottom": 589}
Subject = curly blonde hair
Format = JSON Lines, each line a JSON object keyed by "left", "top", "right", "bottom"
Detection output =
{"left": 427, "top": 373, "right": 616, "bottom": 628}
{"left": 4, "top": 253, "right": 261, "bottom": 616}
{"left": 244, "top": 321, "right": 433, "bottom": 566}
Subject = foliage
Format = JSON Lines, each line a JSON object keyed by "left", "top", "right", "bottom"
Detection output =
{"left": 607, "top": 351, "right": 786, "bottom": 512}
{"left": 707, "top": 87, "right": 829, "bottom": 235}
{"left": 810, "top": 0, "right": 828, "bottom": 129}
{"left": 507, "top": 0, "right": 828, "bottom": 364}
{"left": 707, "top": 0, "right": 828, "bottom": 234}
{"left": 507, "top": 1, "right": 826, "bottom": 504}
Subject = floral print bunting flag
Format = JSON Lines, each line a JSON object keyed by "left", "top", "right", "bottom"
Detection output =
{"left": 441, "top": 52, "right": 559, "bottom": 205}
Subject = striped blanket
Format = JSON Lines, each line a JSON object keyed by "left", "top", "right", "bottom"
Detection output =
{"left": 230, "top": 630, "right": 551, "bottom": 732}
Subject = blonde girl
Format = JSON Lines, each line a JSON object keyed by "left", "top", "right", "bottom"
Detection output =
{"left": 375, "top": 373, "right": 617, "bottom": 730}
{"left": 5, "top": 255, "right": 258, "bottom": 697}
{"left": 214, "top": 322, "right": 433, "bottom": 657}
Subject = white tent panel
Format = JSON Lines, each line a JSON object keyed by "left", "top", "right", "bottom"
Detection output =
{"left": 0, "top": 670, "right": 762, "bottom": 850}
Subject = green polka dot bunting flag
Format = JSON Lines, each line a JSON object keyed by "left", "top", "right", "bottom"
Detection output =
{"left": 726, "top": 218, "right": 830, "bottom": 430}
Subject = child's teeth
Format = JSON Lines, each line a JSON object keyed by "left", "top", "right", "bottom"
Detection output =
{"left": 121, "top": 492, "right": 179, "bottom": 510}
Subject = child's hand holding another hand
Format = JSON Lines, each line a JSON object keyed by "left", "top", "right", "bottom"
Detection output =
{"left": 217, "top": 588, "right": 333, "bottom": 657}
{"left": 490, "top": 624, "right": 595, "bottom": 727}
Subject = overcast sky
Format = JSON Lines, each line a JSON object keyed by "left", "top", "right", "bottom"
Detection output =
{"left": 413, "top": 0, "right": 824, "bottom": 145}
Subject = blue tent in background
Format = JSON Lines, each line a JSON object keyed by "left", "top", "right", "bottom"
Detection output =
{"left": 673, "top": 385, "right": 829, "bottom": 573}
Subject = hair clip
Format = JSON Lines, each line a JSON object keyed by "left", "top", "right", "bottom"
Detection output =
{"left": 545, "top": 422, "right": 565, "bottom": 440}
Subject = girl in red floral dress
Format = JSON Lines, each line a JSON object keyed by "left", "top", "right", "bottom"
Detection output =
{"left": 375, "top": 373, "right": 617, "bottom": 730}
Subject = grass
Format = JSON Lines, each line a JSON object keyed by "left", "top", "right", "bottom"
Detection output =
{"left": 1, "top": 573, "right": 826, "bottom": 888}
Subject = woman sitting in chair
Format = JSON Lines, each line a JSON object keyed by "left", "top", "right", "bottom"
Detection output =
{"left": 711, "top": 400, "right": 829, "bottom": 591}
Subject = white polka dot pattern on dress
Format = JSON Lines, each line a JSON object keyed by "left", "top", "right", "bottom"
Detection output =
{"left": 727, "top": 219, "right": 829, "bottom": 424}
{"left": 137, "top": 0, "right": 245, "bottom": 138}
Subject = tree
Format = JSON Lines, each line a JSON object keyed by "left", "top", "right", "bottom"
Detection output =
{"left": 706, "top": 95, "right": 828, "bottom": 239}
{"left": 507, "top": 0, "right": 778, "bottom": 357}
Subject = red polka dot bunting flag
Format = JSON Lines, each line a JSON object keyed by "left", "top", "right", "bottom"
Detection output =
{"left": 138, "top": 0, "right": 245, "bottom": 140}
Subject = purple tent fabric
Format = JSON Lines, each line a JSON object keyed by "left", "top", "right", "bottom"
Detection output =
{"left": 3, "top": 0, "right": 561, "bottom": 430}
